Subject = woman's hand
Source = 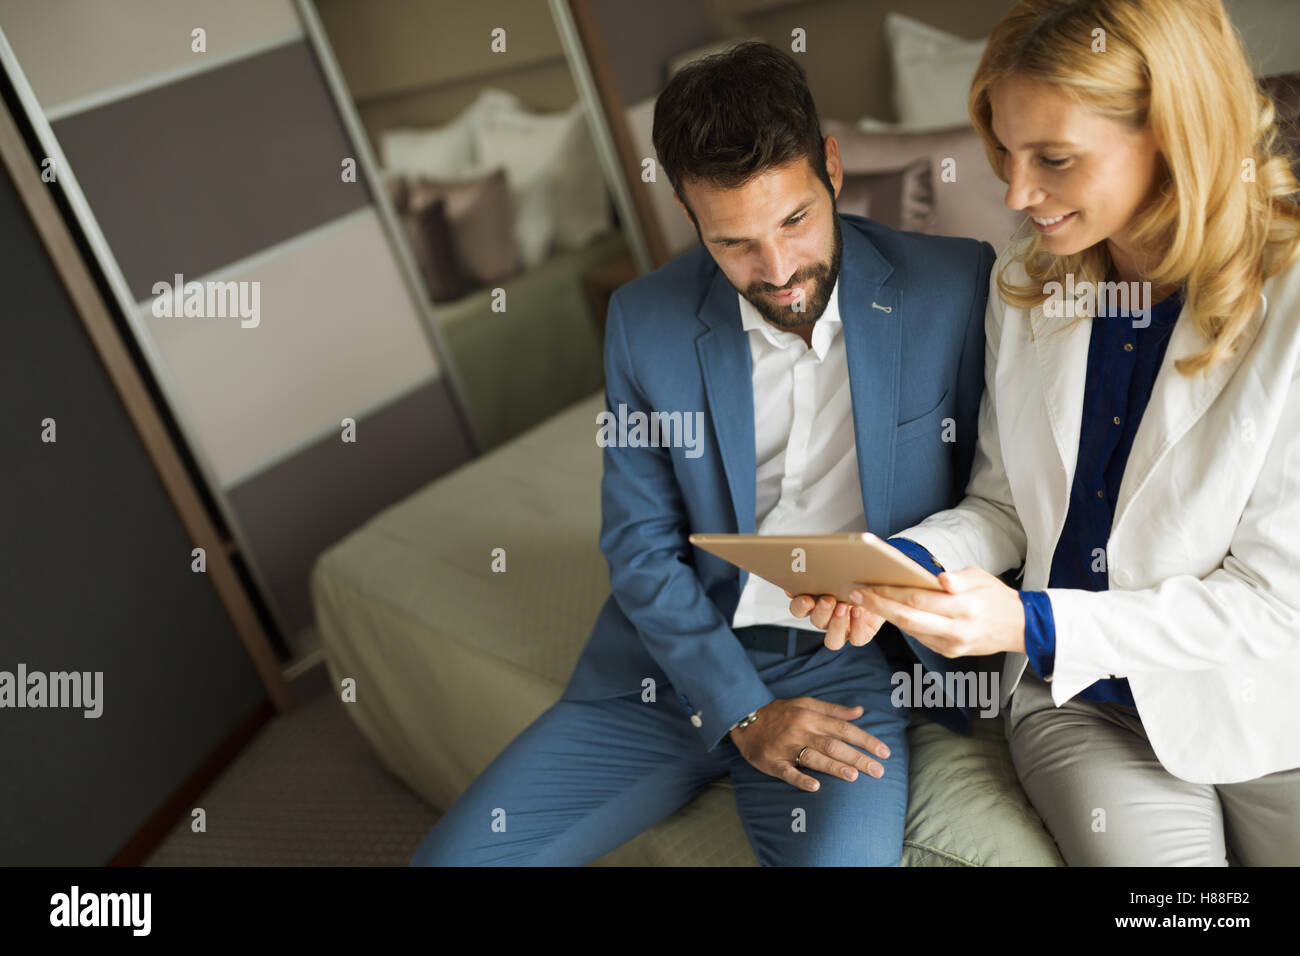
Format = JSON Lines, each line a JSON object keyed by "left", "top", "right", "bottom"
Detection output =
{"left": 857, "top": 566, "right": 1026, "bottom": 658}
{"left": 786, "top": 591, "right": 887, "bottom": 650}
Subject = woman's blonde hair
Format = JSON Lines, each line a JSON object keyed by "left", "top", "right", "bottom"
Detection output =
{"left": 968, "top": 0, "right": 1300, "bottom": 375}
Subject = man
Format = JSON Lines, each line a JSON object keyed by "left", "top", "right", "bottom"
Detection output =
{"left": 412, "top": 41, "right": 993, "bottom": 866}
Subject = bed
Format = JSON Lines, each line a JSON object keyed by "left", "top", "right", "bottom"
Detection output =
{"left": 311, "top": 390, "right": 1065, "bottom": 866}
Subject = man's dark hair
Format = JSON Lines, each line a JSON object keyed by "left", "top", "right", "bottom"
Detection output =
{"left": 651, "top": 41, "right": 834, "bottom": 229}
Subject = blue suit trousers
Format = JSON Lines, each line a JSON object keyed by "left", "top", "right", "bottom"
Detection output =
{"left": 410, "top": 634, "right": 911, "bottom": 866}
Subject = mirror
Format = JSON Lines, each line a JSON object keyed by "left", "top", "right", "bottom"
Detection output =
{"left": 307, "top": 0, "right": 641, "bottom": 451}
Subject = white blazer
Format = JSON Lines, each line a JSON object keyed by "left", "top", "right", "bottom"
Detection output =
{"left": 898, "top": 238, "right": 1300, "bottom": 784}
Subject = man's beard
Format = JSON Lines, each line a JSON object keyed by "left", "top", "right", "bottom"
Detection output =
{"left": 738, "top": 210, "right": 843, "bottom": 331}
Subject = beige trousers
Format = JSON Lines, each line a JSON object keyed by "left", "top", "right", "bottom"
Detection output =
{"left": 1005, "top": 669, "right": 1300, "bottom": 866}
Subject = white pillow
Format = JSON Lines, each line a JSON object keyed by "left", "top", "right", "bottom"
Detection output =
{"left": 381, "top": 123, "right": 473, "bottom": 179}
{"left": 474, "top": 101, "right": 611, "bottom": 269}
{"left": 885, "top": 12, "right": 987, "bottom": 128}
{"left": 548, "top": 104, "right": 613, "bottom": 251}
{"left": 379, "top": 88, "right": 521, "bottom": 179}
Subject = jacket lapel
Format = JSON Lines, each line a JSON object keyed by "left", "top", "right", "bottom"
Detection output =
{"left": 837, "top": 224, "right": 901, "bottom": 533}
{"left": 1032, "top": 300, "right": 1092, "bottom": 535}
{"left": 696, "top": 270, "right": 756, "bottom": 536}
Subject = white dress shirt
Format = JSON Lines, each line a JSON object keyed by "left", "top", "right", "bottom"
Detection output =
{"left": 730, "top": 278, "right": 867, "bottom": 632}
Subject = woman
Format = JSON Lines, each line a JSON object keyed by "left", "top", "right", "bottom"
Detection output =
{"left": 791, "top": 0, "right": 1300, "bottom": 865}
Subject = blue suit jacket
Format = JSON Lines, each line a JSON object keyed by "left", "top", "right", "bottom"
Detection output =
{"left": 562, "top": 213, "right": 995, "bottom": 750}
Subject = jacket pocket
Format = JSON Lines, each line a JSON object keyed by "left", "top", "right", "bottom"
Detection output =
{"left": 896, "top": 387, "right": 950, "bottom": 446}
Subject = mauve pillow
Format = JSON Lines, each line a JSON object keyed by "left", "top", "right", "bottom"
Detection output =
{"left": 825, "top": 118, "right": 1023, "bottom": 251}
{"left": 399, "top": 196, "right": 470, "bottom": 303}
{"left": 837, "top": 157, "right": 935, "bottom": 233}
{"left": 408, "top": 169, "right": 518, "bottom": 285}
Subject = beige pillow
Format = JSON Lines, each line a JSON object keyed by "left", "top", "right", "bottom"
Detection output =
{"left": 825, "top": 119, "right": 1024, "bottom": 251}
{"left": 626, "top": 95, "right": 699, "bottom": 259}
{"left": 407, "top": 169, "right": 518, "bottom": 285}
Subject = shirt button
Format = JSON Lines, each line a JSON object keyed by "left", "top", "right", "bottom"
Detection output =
{"left": 690, "top": 712, "right": 703, "bottom": 728}
{"left": 1124, "top": 343, "right": 1134, "bottom": 352}
{"left": 1097, "top": 489, "right": 1105, "bottom": 498}
{"left": 1113, "top": 416, "right": 1121, "bottom": 425}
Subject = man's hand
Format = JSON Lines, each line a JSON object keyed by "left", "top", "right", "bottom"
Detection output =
{"left": 729, "top": 696, "right": 891, "bottom": 791}
{"left": 784, "top": 590, "right": 885, "bottom": 649}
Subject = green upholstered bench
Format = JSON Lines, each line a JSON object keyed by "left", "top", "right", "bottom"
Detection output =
{"left": 430, "top": 232, "right": 621, "bottom": 453}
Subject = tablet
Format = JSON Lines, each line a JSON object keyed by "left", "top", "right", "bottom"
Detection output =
{"left": 688, "top": 532, "right": 942, "bottom": 603}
